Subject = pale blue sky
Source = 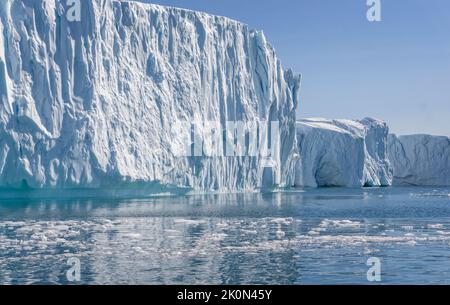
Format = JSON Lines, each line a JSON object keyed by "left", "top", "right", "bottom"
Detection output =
{"left": 139, "top": 0, "right": 450, "bottom": 136}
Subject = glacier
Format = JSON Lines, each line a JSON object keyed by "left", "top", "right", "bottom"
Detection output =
{"left": 0, "top": 0, "right": 301, "bottom": 190}
{"left": 295, "top": 118, "right": 393, "bottom": 187}
{"left": 388, "top": 134, "right": 450, "bottom": 186}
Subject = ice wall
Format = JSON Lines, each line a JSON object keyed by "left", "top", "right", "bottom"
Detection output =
{"left": 388, "top": 134, "right": 450, "bottom": 186}
{"left": 295, "top": 118, "right": 393, "bottom": 187}
{"left": 0, "top": 0, "right": 300, "bottom": 190}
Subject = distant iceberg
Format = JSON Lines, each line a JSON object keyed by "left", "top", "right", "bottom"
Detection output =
{"left": 0, "top": 0, "right": 300, "bottom": 190}
{"left": 295, "top": 118, "right": 393, "bottom": 187}
{"left": 294, "top": 118, "right": 450, "bottom": 188}
{"left": 388, "top": 134, "right": 450, "bottom": 186}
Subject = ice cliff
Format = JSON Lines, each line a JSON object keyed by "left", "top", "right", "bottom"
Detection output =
{"left": 388, "top": 134, "right": 450, "bottom": 186}
{"left": 295, "top": 118, "right": 393, "bottom": 187}
{"left": 0, "top": 0, "right": 300, "bottom": 190}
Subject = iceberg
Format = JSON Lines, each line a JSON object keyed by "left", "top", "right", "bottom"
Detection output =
{"left": 0, "top": 0, "right": 300, "bottom": 190}
{"left": 295, "top": 118, "right": 393, "bottom": 187}
{"left": 388, "top": 134, "right": 450, "bottom": 186}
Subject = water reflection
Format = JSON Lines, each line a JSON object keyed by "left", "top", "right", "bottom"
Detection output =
{"left": 0, "top": 187, "right": 450, "bottom": 284}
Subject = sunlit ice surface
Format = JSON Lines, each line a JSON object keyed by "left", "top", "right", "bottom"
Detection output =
{"left": 1, "top": 187, "right": 450, "bottom": 284}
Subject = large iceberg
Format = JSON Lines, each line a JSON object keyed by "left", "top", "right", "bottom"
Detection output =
{"left": 0, "top": 0, "right": 300, "bottom": 190}
{"left": 388, "top": 134, "right": 450, "bottom": 186}
{"left": 295, "top": 118, "right": 393, "bottom": 187}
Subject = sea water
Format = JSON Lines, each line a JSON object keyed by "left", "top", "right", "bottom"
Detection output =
{"left": 0, "top": 187, "right": 450, "bottom": 284}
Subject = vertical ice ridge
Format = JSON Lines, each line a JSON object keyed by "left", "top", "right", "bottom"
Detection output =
{"left": 0, "top": 0, "right": 301, "bottom": 190}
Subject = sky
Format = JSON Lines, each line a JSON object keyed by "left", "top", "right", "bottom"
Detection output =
{"left": 138, "top": 0, "right": 450, "bottom": 136}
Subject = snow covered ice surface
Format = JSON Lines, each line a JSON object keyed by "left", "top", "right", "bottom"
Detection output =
{"left": 388, "top": 134, "right": 450, "bottom": 186}
{"left": 295, "top": 118, "right": 393, "bottom": 187}
{"left": 0, "top": 0, "right": 300, "bottom": 191}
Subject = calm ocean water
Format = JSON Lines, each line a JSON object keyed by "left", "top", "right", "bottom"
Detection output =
{"left": 1, "top": 186, "right": 450, "bottom": 285}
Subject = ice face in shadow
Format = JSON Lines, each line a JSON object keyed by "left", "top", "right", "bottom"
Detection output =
{"left": 295, "top": 118, "right": 393, "bottom": 187}
{"left": 388, "top": 134, "right": 450, "bottom": 186}
{"left": 0, "top": 0, "right": 300, "bottom": 190}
